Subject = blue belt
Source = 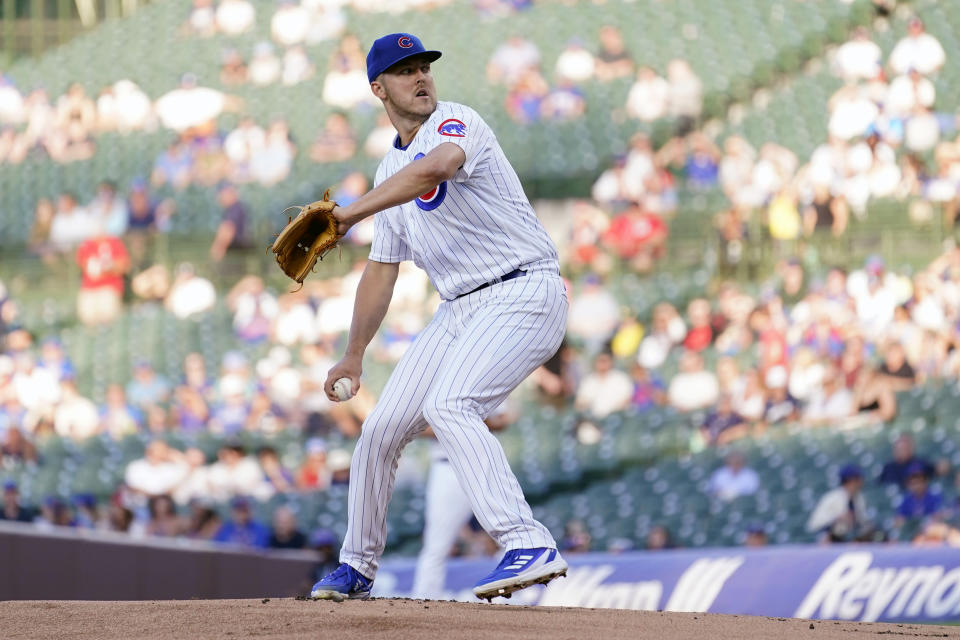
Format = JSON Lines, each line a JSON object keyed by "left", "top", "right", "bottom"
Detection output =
{"left": 456, "top": 268, "right": 526, "bottom": 299}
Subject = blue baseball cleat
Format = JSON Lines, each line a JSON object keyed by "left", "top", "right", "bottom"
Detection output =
{"left": 473, "top": 548, "right": 568, "bottom": 601}
{"left": 310, "top": 563, "right": 373, "bottom": 602}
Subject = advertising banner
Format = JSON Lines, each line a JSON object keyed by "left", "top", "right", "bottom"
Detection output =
{"left": 373, "top": 545, "right": 960, "bottom": 623}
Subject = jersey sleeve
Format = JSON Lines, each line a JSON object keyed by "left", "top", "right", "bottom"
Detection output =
{"left": 368, "top": 210, "right": 412, "bottom": 263}
{"left": 428, "top": 105, "right": 494, "bottom": 182}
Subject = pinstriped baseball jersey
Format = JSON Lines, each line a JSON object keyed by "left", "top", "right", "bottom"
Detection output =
{"left": 368, "top": 101, "right": 558, "bottom": 300}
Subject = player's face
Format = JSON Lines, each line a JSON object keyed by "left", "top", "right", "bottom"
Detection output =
{"left": 375, "top": 57, "right": 437, "bottom": 120}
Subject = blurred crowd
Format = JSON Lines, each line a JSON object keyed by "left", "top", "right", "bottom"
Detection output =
{"left": 564, "top": 247, "right": 960, "bottom": 446}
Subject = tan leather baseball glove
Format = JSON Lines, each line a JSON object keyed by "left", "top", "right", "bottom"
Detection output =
{"left": 269, "top": 190, "right": 340, "bottom": 289}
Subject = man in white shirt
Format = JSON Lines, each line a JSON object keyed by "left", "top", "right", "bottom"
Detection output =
{"left": 575, "top": 352, "right": 633, "bottom": 419}
{"left": 49, "top": 192, "right": 97, "bottom": 251}
{"left": 125, "top": 441, "right": 191, "bottom": 497}
{"left": 806, "top": 465, "right": 872, "bottom": 542}
{"left": 667, "top": 350, "right": 720, "bottom": 412}
{"left": 889, "top": 19, "right": 946, "bottom": 76}
{"left": 625, "top": 67, "right": 668, "bottom": 122}
{"left": 834, "top": 27, "right": 881, "bottom": 81}
{"left": 707, "top": 452, "right": 760, "bottom": 502}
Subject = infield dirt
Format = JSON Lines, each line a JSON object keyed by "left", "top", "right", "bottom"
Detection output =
{"left": 2, "top": 598, "right": 958, "bottom": 639}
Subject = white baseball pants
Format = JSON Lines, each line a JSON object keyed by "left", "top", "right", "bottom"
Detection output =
{"left": 340, "top": 266, "right": 567, "bottom": 579}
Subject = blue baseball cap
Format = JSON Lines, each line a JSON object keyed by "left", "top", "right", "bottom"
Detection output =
{"left": 366, "top": 33, "right": 442, "bottom": 83}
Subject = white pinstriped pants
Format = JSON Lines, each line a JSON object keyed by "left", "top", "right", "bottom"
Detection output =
{"left": 340, "top": 265, "right": 567, "bottom": 579}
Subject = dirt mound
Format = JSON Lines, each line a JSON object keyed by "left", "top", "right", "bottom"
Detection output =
{"left": 2, "top": 598, "right": 957, "bottom": 639}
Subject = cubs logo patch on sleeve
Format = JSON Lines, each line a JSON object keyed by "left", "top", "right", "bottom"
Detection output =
{"left": 438, "top": 119, "right": 467, "bottom": 137}
{"left": 413, "top": 152, "right": 447, "bottom": 210}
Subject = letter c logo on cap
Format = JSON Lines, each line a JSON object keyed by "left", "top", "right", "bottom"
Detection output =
{"left": 398, "top": 36, "right": 413, "bottom": 48}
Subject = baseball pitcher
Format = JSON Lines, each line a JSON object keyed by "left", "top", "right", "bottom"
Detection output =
{"left": 309, "top": 33, "right": 568, "bottom": 602}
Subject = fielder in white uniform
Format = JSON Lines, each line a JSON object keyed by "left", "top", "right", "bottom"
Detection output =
{"left": 309, "top": 32, "right": 568, "bottom": 602}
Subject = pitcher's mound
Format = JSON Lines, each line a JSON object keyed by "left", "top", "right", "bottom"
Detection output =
{"left": 2, "top": 598, "right": 958, "bottom": 639}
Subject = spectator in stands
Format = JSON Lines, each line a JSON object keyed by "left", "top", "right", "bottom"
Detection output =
{"left": 270, "top": 0, "right": 309, "bottom": 46}
{"left": 807, "top": 464, "right": 874, "bottom": 543}
{"left": 540, "top": 78, "right": 586, "bottom": 122}
{"left": 184, "top": 499, "right": 221, "bottom": 540}
{"left": 591, "top": 155, "right": 638, "bottom": 208}
{"left": 487, "top": 35, "right": 541, "bottom": 87}
{"left": 895, "top": 464, "right": 944, "bottom": 528}
{"left": 763, "top": 368, "right": 799, "bottom": 425}
{"left": 309, "top": 112, "right": 356, "bottom": 163}
{"left": 95, "top": 79, "right": 152, "bottom": 133}
{"left": 171, "top": 384, "right": 210, "bottom": 433}
{"left": 630, "top": 363, "right": 665, "bottom": 411}
{"left": 28, "top": 197, "right": 55, "bottom": 259}
{"left": 224, "top": 117, "right": 264, "bottom": 183}
{"left": 708, "top": 452, "right": 759, "bottom": 501}
{"left": 145, "top": 494, "right": 185, "bottom": 537}
{"left": 49, "top": 192, "right": 97, "bottom": 252}
{"left": 296, "top": 438, "right": 329, "bottom": 491}
{"left": 220, "top": 49, "right": 249, "bottom": 86}
{"left": 567, "top": 275, "right": 620, "bottom": 353}
{"left": 0, "top": 481, "right": 33, "bottom": 522}
{"left": 215, "top": 0, "right": 255, "bottom": 36}
{"left": 124, "top": 440, "right": 190, "bottom": 497}
{"left": 127, "top": 179, "right": 171, "bottom": 234}
{"left": 251, "top": 119, "right": 296, "bottom": 186}
{"left": 602, "top": 204, "right": 668, "bottom": 272}
{"left": 207, "top": 443, "right": 273, "bottom": 501}
{"left": 637, "top": 303, "right": 686, "bottom": 370}
{"left": 594, "top": 25, "right": 633, "bottom": 82}
{"left": 532, "top": 342, "right": 580, "bottom": 408}
{"left": 645, "top": 524, "right": 676, "bottom": 551}
{"left": 152, "top": 138, "right": 195, "bottom": 190}
{"left": 880, "top": 434, "right": 933, "bottom": 487}
{"left": 555, "top": 38, "right": 595, "bottom": 84}
{"left": 364, "top": 112, "right": 396, "bottom": 159}
{"left": 666, "top": 59, "right": 702, "bottom": 135}
{"left": 282, "top": 46, "right": 314, "bottom": 86}
{"left": 39, "top": 338, "right": 74, "bottom": 382}
{"left": 210, "top": 374, "right": 251, "bottom": 435}
{"left": 209, "top": 182, "right": 250, "bottom": 262}
{"left": 803, "top": 364, "right": 854, "bottom": 426}
{"left": 0, "top": 75, "right": 24, "bottom": 126}
{"left": 835, "top": 27, "right": 882, "bottom": 81}
{"left": 889, "top": 18, "right": 945, "bottom": 76}
{"left": 173, "top": 448, "right": 211, "bottom": 505}
{"left": 668, "top": 350, "right": 720, "bottom": 412}
{"left": 184, "top": 0, "right": 216, "bottom": 36}
{"left": 682, "top": 298, "right": 713, "bottom": 352}
{"left": 625, "top": 66, "right": 668, "bottom": 122}
{"left": 744, "top": 523, "right": 768, "bottom": 547}
{"left": 100, "top": 384, "right": 142, "bottom": 439}
{"left": 803, "top": 184, "right": 849, "bottom": 238}
{"left": 827, "top": 85, "right": 878, "bottom": 142}
{"left": 878, "top": 341, "right": 916, "bottom": 391}
{"left": 249, "top": 42, "right": 282, "bottom": 86}
{"left": 2, "top": 427, "right": 37, "bottom": 464}
{"left": 154, "top": 73, "right": 229, "bottom": 133}
{"left": 75, "top": 229, "right": 129, "bottom": 327}
{"left": 505, "top": 70, "right": 548, "bottom": 124}
{"left": 214, "top": 496, "right": 269, "bottom": 548}
{"left": 304, "top": 1, "right": 345, "bottom": 45}
{"left": 53, "top": 379, "right": 99, "bottom": 440}
{"left": 257, "top": 446, "right": 295, "bottom": 494}
{"left": 86, "top": 180, "right": 129, "bottom": 237}
{"left": 125, "top": 360, "right": 170, "bottom": 409}
{"left": 165, "top": 263, "right": 217, "bottom": 319}
{"left": 11, "top": 352, "right": 59, "bottom": 423}
{"left": 700, "top": 394, "right": 748, "bottom": 447}
{"left": 35, "top": 496, "right": 75, "bottom": 529}
{"left": 268, "top": 505, "right": 306, "bottom": 549}
{"left": 560, "top": 519, "right": 592, "bottom": 553}
{"left": 322, "top": 48, "right": 374, "bottom": 110}
{"left": 574, "top": 351, "right": 633, "bottom": 420}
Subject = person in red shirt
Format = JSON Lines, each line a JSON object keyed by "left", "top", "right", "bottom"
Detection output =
{"left": 75, "top": 231, "right": 130, "bottom": 326}
{"left": 602, "top": 204, "right": 667, "bottom": 271}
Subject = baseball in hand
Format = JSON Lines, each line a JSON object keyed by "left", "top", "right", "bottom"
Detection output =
{"left": 333, "top": 378, "right": 354, "bottom": 401}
